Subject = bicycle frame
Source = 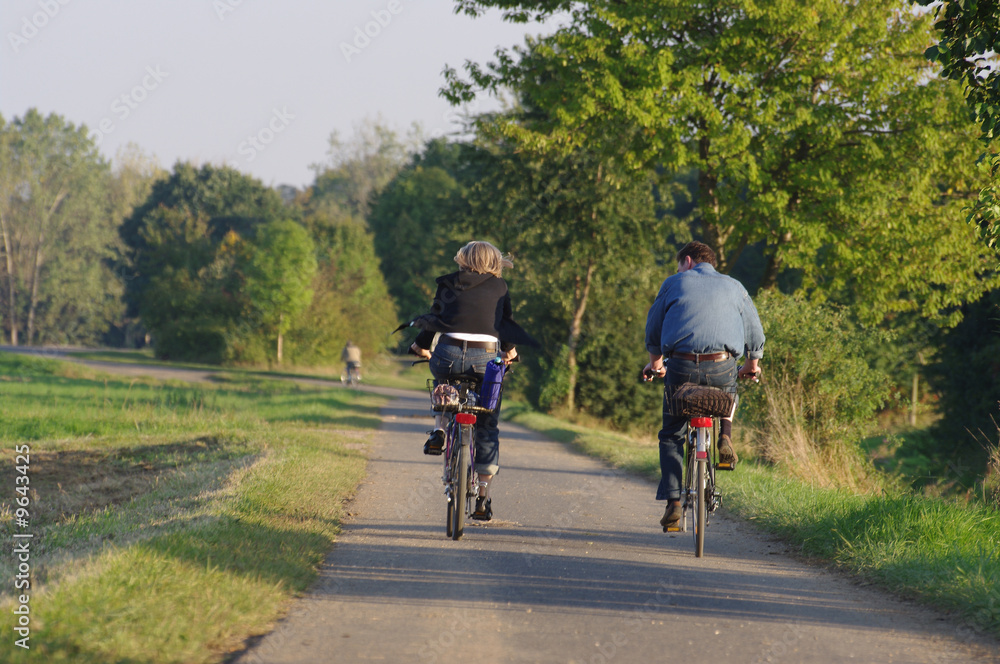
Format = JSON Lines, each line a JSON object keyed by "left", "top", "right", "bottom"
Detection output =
{"left": 683, "top": 416, "right": 719, "bottom": 557}
{"left": 432, "top": 377, "right": 490, "bottom": 540}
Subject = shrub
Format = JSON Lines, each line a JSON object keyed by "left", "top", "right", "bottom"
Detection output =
{"left": 741, "top": 290, "right": 895, "bottom": 489}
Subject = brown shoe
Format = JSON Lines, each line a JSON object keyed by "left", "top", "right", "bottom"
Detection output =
{"left": 660, "top": 501, "right": 682, "bottom": 529}
{"left": 717, "top": 434, "right": 738, "bottom": 466}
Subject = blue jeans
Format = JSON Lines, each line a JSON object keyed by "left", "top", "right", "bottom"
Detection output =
{"left": 656, "top": 357, "right": 737, "bottom": 501}
{"left": 429, "top": 343, "right": 502, "bottom": 475}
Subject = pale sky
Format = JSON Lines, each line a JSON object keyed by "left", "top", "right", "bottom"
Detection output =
{"left": 1, "top": 0, "right": 552, "bottom": 188}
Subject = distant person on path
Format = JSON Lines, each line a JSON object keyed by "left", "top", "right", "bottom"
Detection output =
{"left": 643, "top": 241, "right": 765, "bottom": 530}
{"left": 407, "top": 240, "right": 537, "bottom": 521}
{"left": 342, "top": 340, "right": 362, "bottom": 382}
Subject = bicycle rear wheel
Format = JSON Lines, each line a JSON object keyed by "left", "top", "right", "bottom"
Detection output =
{"left": 694, "top": 458, "right": 707, "bottom": 557}
{"left": 446, "top": 446, "right": 455, "bottom": 538}
{"left": 452, "top": 438, "right": 469, "bottom": 540}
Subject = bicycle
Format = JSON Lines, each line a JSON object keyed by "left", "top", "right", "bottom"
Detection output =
{"left": 643, "top": 370, "right": 740, "bottom": 558}
{"left": 675, "top": 402, "right": 733, "bottom": 558}
{"left": 341, "top": 362, "right": 361, "bottom": 388}
{"left": 427, "top": 375, "right": 496, "bottom": 540}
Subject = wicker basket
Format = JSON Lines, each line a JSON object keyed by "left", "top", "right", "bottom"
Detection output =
{"left": 667, "top": 382, "right": 736, "bottom": 418}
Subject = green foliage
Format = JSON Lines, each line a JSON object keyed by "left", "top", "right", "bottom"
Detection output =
{"left": 458, "top": 137, "right": 667, "bottom": 415}
{"left": 0, "top": 109, "right": 121, "bottom": 345}
{"left": 918, "top": 0, "right": 1000, "bottom": 141}
{"left": 926, "top": 288, "right": 1000, "bottom": 452}
{"left": 742, "top": 290, "right": 895, "bottom": 448}
{"left": 916, "top": 0, "right": 1000, "bottom": 259}
{"left": 446, "top": 0, "right": 999, "bottom": 325}
{"left": 290, "top": 217, "right": 399, "bottom": 364}
{"left": 121, "top": 163, "right": 294, "bottom": 363}
{"left": 367, "top": 138, "right": 470, "bottom": 314}
{"left": 241, "top": 219, "right": 318, "bottom": 362}
{"left": 968, "top": 155, "right": 1000, "bottom": 252}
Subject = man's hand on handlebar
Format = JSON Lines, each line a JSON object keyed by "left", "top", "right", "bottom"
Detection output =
{"left": 641, "top": 357, "right": 666, "bottom": 383}
{"left": 738, "top": 361, "right": 761, "bottom": 382}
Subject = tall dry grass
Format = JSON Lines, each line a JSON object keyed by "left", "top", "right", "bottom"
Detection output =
{"left": 746, "top": 380, "right": 890, "bottom": 493}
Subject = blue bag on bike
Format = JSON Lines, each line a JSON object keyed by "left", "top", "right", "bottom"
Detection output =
{"left": 479, "top": 357, "right": 505, "bottom": 411}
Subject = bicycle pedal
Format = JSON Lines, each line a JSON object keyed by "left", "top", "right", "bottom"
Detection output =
{"left": 662, "top": 525, "right": 683, "bottom": 533}
{"left": 715, "top": 461, "right": 736, "bottom": 471}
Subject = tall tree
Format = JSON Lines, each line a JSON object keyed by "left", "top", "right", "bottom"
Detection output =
{"left": 293, "top": 212, "right": 399, "bottom": 365}
{"left": 241, "top": 220, "right": 317, "bottom": 364}
{"left": 0, "top": 109, "right": 117, "bottom": 345}
{"left": 106, "top": 143, "right": 165, "bottom": 346}
{"left": 461, "top": 137, "right": 665, "bottom": 412}
{"left": 445, "top": 0, "right": 999, "bottom": 326}
{"left": 367, "top": 138, "right": 469, "bottom": 315}
{"left": 310, "top": 117, "right": 422, "bottom": 220}
{"left": 120, "top": 162, "right": 286, "bottom": 361}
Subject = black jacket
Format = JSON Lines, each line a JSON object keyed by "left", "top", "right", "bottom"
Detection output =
{"left": 410, "top": 271, "right": 537, "bottom": 351}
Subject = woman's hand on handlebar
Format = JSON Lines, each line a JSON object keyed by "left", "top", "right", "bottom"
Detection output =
{"left": 501, "top": 347, "right": 518, "bottom": 365}
{"left": 410, "top": 343, "right": 432, "bottom": 361}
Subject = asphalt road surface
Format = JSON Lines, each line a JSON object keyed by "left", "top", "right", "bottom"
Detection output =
{"left": 9, "top": 350, "right": 996, "bottom": 663}
{"left": 233, "top": 388, "right": 1000, "bottom": 664}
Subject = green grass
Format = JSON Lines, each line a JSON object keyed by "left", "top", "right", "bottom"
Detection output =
{"left": 503, "top": 402, "right": 1000, "bottom": 639}
{"left": 0, "top": 352, "right": 385, "bottom": 663}
{"left": 6, "top": 348, "right": 997, "bottom": 658}
{"left": 64, "top": 347, "right": 431, "bottom": 392}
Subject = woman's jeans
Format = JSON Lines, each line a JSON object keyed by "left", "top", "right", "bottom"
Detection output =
{"left": 656, "top": 357, "right": 737, "bottom": 501}
{"left": 430, "top": 343, "right": 502, "bottom": 475}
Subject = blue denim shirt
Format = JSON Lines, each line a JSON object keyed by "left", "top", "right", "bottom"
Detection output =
{"left": 645, "top": 263, "right": 765, "bottom": 360}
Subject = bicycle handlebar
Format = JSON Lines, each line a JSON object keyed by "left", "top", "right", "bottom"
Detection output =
{"left": 640, "top": 365, "right": 761, "bottom": 385}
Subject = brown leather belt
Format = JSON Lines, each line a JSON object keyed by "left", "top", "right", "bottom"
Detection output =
{"left": 438, "top": 337, "right": 498, "bottom": 350}
{"left": 666, "top": 351, "right": 731, "bottom": 362}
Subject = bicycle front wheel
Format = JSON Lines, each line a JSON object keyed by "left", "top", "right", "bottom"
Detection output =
{"left": 694, "top": 458, "right": 707, "bottom": 557}
{"left": 451, "top": 439, "right": 469, "bottom": 540}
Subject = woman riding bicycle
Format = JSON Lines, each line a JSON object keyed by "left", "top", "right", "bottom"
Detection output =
{"left": 409, "top": 241, "right": 536, "bottom": 521}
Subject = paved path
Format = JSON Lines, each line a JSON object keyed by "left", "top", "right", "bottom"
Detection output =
{"left": 7, "top": 349, "right": 996, "bottom": 663}
{"left": 235, "top": 391, "right": 999, "bottom": 664}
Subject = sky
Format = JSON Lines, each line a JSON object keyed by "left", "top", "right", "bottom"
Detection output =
{"left": 1, "top": 0, "right": 554, "bottom": 189}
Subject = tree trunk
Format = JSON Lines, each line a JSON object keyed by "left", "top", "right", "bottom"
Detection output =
{"left": 26, "top": 242, "right": 42, "bottom": 345}
{"left": 566, "top": 260, "right": 595, "bottom": 413}
{"left": 697, "top": 137, "right": 734, "bottom": 272}
{"left": 26, "top": 189, "right": 66, "bottom": 345}
{"left": 0, "top": 212, "right": 17, "bottom": 346}
{"left": 759, "top": 231, "right": 792, "bottom": 291}
{"left": 276, "top": 313, "right": 284, "bottom": 364}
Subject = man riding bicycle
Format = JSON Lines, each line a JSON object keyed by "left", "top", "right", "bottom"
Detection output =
{"left": 643, "top": 241, "right": 765, "bottom": 530}
{"left": 341, "top": 340, "right": 362, "bottom": 382}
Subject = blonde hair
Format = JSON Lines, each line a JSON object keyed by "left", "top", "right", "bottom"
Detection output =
{"left": 454, "top": 241, "right": 513, "bottom": 278}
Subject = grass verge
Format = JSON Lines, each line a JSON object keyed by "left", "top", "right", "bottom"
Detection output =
{"left": 502, "top": 402, "right": 1000, "bottom": 639}
{"left": 0, "top": 352, "right": 385, "bottom": 663}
